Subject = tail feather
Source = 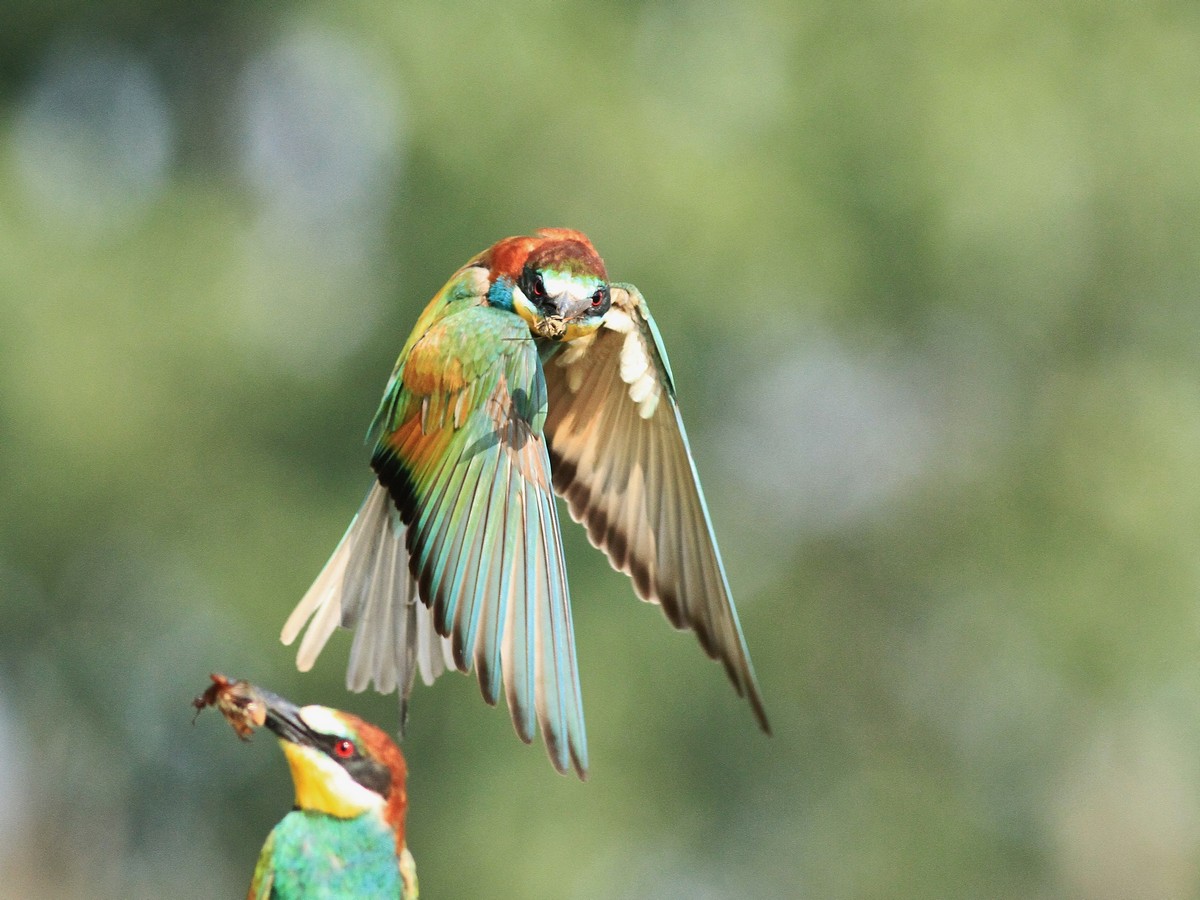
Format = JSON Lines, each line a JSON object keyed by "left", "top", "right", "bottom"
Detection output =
{"left": 281, "top": 529, "right": 352, "bottom": 651}
{"left": 284, "top": 536, "right": 351, "bottom": 672}
{"left": 415, "top": 599, "right": 452, "bottom": 685}
{"left": 345, "top": 489, "right": 396, "bottom": 691}
{"left": 339, "top": 484, "right": 393, "bottom": 628}
{"left": 282, "top": 482, "right": 454, "bottom": 708}
{"left": 347, "top": 555, "right": 397, "bottom": 693}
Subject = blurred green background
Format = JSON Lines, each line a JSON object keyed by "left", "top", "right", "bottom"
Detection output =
{"left": 2, "top": 1, "right": 1199, "bottom": 897}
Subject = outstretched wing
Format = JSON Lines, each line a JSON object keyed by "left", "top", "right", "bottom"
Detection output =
{"left": 376, "top": 304, "right": 586, "bottom": 776}
{"left": 283, "top": 268, "right": 494, "bottom": 726}
{"left": 543, "top": 283, "right": 770, "bottom": 733}
{"left": 286, "top": 285, "right": 587, "bottom": 777}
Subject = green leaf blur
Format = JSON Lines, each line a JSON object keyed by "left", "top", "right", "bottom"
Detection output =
{"left": 2, "top": 2, "right": 1199, "bottom": 897}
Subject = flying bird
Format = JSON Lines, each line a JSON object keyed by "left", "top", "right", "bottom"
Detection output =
{"left": 196, "top": 675, "right": 418, "bottom": 899}
{"left": 282, "top": 228, "right": 769, "bottom": 778}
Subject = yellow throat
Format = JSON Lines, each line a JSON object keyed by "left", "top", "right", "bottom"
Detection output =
{"left": 281, "top": 741, "right": 376, "bottom": 819}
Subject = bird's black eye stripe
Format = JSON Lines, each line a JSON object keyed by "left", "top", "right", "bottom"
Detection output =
{"left": 315, "top": 734, "right": 392, "bottom": 797}
{"left": 519, "top": 265, "right": 548, "bottom": 305}
{"left": 343, "top": 755, "right": 391, "bottom": 797}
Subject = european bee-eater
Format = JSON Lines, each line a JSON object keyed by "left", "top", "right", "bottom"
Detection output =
{"left": 195, "top": 675, "right": 418, "bottom": 899}
{"left": 282, "top": 228, "right": 769, "bottom": 778}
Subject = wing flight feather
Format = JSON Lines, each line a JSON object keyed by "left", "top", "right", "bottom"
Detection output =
{"left": 544, "top": 284, "right": 770, "bottom": 733}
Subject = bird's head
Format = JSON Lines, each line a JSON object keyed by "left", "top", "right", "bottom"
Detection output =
{"left": 478, "top": 228, "right": 611, "bottom": 341}
{"left": 260, "top": 691, "right": 409, "bottom": 849}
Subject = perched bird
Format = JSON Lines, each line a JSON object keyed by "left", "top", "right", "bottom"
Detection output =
{"left": 282, "top": 228, "right": 769, "bottom": 778}
{"left": 195, "top": 675, "right": 418, "bottom": 900}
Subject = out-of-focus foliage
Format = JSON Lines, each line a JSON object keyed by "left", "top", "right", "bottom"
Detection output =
{"left": 1, "top": 1, "right": 1199, "bottom": 897}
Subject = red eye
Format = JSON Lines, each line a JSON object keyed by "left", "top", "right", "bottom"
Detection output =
{"left": 334, "top": 739, "right": 355, "bottom": 759}
{"left": 531, "top": 276, "right": 546, "bottom": 298}
{"left": 591, "top": 290, "right": 605, "bottom": 307}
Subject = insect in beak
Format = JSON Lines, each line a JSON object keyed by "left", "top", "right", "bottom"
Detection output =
{"left": 532, "top": 315, "right": 568, "bottom": 340}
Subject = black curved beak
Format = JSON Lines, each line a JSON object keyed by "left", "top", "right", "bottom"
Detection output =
{"left": 548, "top": 292, "right": 597, "bottom": 323}
{"left": 259, "top": 690, "right": 319, "bottom": 748}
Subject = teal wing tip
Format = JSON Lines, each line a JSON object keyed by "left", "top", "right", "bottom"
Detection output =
{"left": 547, "top": 740, "right": 589, "bottom": 781}
{"left": 567, "top": 735, "right": 589, "bottom": 781}
{"left": 733, "top": 648, "right": 772, "bottom": 736}
{"left": 539, "top": 720, "right": 589, "bottom": 779}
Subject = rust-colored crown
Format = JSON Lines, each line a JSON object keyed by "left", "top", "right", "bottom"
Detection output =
{"left": 475, "top": 228, "right": 607, "bottom": 282}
